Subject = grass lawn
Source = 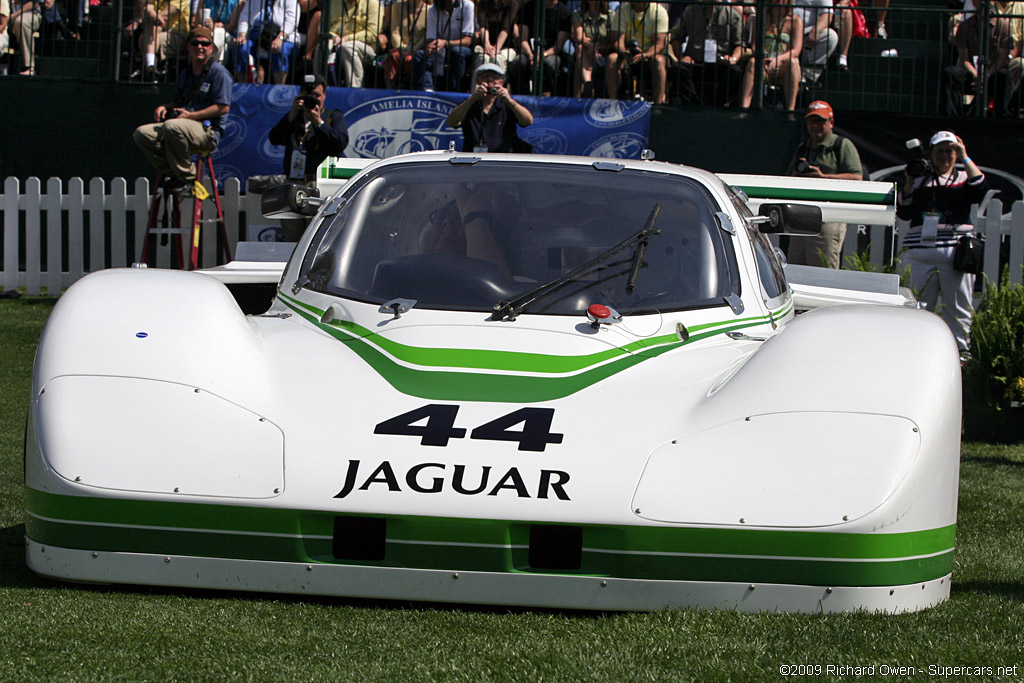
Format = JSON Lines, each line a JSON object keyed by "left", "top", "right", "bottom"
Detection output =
{"left": 1, "top": 297, "right": 1022, "bottom": 681}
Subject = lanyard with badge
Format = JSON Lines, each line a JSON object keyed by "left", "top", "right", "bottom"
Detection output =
{"left": 180, "top": 66, "right": 214, "bottom": 126}
{"left": 289, "top": 122, "right": 313, "bottom": 180}
{"left": 920, "top": 173, "right": 954, "bottom": 246}
{"left": 702, "top": 9, "right": 718, "bottom": 63}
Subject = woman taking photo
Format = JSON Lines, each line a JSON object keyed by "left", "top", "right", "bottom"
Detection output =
{"left": 896, "top": 131, "right": 988, "bottom": 354}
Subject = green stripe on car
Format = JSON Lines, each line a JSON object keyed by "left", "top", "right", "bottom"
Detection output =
{"left": 276, "top": 293, "right": 791, "bottom": 401}
{"left": 26, "top": 490, "right": 954, "bottom": 587}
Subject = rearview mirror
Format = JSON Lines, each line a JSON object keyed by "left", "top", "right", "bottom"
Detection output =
{"left": 261, "top": 184, "right": 323, "bottom": 219}
{"left": 756, "top": 203, "right": 823, "bottom": 235}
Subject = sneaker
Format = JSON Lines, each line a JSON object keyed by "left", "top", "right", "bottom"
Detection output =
{"left": 838, "top": 55, "right": 849, "bottom": 71}
{"left": 163, "top": 176, "right": 193, "bottom": 197}
{"left": 130, "top": 66, "right": 158, "bottom": 82}
{"left": 877, "top": 23, "right": 888, "bottom": 39}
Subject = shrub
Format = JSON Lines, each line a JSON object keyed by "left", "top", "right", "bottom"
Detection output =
{"left": 842, "top": 245, "right": 912, "bottom": 288}
{"left": 964, "top": 268, "right": 1024, "bottom": 410}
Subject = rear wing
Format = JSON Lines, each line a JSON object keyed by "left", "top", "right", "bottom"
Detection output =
{"left": 784, "top": 264, "right": 916, "bottom": 310}
{"left": 317, "top": 157, "right": 376, "bottom": 196}
{"left": 718, "top": 174, "right": 897, "bottom": 227}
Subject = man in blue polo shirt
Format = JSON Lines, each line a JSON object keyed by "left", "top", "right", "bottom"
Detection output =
{"left": 133, "top": 26, "right": 233, "bottom": 197}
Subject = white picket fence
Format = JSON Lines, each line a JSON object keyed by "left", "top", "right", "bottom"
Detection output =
{"left": 0, "top": 176, "right": 271, "bottom": 295}
{"left": 2, "top": 176, "right": 1024, "bottom": 295}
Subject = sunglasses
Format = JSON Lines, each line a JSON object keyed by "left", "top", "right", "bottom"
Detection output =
{"left": 190, "top": 40, "right": 213, "bottom": 47}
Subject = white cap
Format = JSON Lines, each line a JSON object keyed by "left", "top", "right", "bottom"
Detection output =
{"left": 930, "top": 131, "right": 958, "bottom": 146}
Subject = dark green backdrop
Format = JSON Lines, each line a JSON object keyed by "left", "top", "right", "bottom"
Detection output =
{"left": 1, "top": 80, "right": 1021, "bottom": 182}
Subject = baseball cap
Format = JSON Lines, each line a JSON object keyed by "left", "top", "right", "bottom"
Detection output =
{"left": 805, "top": 100, "right": 834, "bottom": 119}
{"left": 188, "top": 26, "right": 214, "bottom": 42}
{"left": 930, "top": 131, "right": 958, "bottom": 146}
{"left": 473, "top": 63, "right": 505, "bottom": 80}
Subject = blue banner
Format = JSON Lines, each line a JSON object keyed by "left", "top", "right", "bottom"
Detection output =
{"left": 213, "top": 85, "right": 653, "bottom": 182}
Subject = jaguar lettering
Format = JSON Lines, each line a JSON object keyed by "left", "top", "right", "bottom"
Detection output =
{"left": 334, "top": 460, "right": 571, "bottom": 500}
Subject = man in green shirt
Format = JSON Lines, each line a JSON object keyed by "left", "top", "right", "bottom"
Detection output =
{"left": 788, "top": 99, "right": 863, "bottom": 268}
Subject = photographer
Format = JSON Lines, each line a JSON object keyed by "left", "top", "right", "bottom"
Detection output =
{"left": 787, "top": 100, "right": 863, "bottom": 268}
{"left": 896, "top": 131, "right": 987, "bottom": 354}
{"left": 268, "top": 74, "right": 349, "bottom": 184}
{"left": 446, "top": 63, "right": 533, "bottom": 153}
{"left": 263, "top": 74, "right": 349, "bottom": 241}
{"left": 133, "top": 26, "right": 233, "bottom": 198}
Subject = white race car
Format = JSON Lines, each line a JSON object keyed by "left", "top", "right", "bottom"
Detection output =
{"left": 25, "top": 152, "right": 961, "bottom": 614}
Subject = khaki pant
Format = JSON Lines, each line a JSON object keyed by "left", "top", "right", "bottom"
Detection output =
{"left": 337, "top": 39, "right": 376, "bottom": 88}
{"left": 133, "top": 118, "right": 217, "bottom": 182}
{"left": 471, "top": 46, "right": 518, "bottom": 74}
{"left": 787, "top": 222, "right": 846, "bottom": 269}
{"left": 12, "top": 11, "right": 41, "bottom": 69}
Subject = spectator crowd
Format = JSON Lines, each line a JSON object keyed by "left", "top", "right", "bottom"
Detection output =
{"left": 3, "top": 0, "right": 1022, "bottom": 115}
{"left": 107, "top": 0, "right": 892, "bottom": 103}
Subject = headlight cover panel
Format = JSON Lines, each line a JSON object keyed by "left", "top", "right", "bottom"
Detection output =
{"left": 632, "top": 412, "right": 920, "bottom": 527}
{"left": 37, "top": 376, "right": 284, "bottom": 499}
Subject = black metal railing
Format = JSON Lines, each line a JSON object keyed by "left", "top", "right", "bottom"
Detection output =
{"left": 3, "top": 0, "right": 1021, "bottom": 117}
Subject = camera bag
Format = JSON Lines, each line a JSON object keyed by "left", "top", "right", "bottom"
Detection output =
{"left": 258, "top": 21, "right": 282, "bottom": 50}
{"left": 953, "top": 234, "right": 984, "bottom": 274}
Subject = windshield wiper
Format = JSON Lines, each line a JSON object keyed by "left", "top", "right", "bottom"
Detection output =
{"left": 492, "top": 203, "right": 663, "bottom": 321}
{"left": 626, "top": 203, "right": 661, "bottom": 294}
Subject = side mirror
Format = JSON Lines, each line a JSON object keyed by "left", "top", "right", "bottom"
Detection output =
{"left": 261, "top": 184, "right": 323, "bottom": 219}
{"left": 756, "top": 203, "right": 823, "bottom": 235}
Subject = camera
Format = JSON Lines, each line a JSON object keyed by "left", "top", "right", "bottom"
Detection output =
{"left": 301, "top": 93, "right": 320, "bottom": 109}
{"left": 627, "top": 39, "right": 642, "bottom": 56}
{"left": 794, "top": 159, "right": 812, "bottom": 174}
{"left": 489, "top": 86, "right": 499, "bottom": 95}
{"left": 905, "top": 138, "right": 933, "bottom": 177}
{"left": 159, "top": 109, "right": 180, "bottom": 122}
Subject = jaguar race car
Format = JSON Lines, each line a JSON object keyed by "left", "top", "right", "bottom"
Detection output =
{"left": 25, "top": 152, "right": 962, "bottom": 614}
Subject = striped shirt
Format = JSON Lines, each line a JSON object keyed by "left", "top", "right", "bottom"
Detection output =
{"left": 896, "top": 169, "right": 987, "bottom": 249}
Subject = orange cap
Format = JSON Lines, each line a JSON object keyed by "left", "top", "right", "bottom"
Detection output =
{"left": 805, "top": 100, "right": 834, "bottom": 119}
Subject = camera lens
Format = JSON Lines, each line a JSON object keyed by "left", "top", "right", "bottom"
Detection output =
{"left": 794, "top": 159, "right": 811, "bottom": 174}
{"left": 907, "top": 158, "right": 933, "bottom": 177}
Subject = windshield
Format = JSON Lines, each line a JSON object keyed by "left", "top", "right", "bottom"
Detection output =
{"left": 299, "top": 161, "right": 738, "bottom": 315}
